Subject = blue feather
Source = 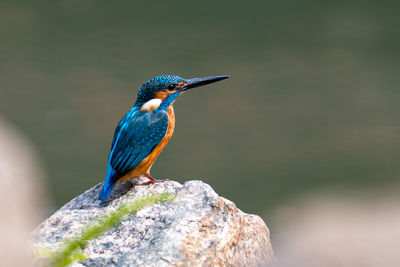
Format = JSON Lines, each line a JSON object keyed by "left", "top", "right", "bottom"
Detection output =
{"left": 98, "top": 107, "right": 169, "bottom": 200}
{"left": 98, "top": 164, "right": 117, "bottom": 201}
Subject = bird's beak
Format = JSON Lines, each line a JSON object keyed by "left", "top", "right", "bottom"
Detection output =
{"left": 182, "top": 75, "right": 230, "bottom": 91}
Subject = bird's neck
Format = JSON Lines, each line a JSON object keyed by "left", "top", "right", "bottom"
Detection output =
{"left": 136, "top": 92, "right": 179, "bottom": 112}
{"left": 137, "top": 98, "right": 175, "bottom": 112}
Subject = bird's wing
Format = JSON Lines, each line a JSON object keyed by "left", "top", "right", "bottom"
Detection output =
{"left": 109, "top": 109, "right": 169, "bottom": 179}
{"left": 99, "top": 108, "right": 169, "bottom": 201}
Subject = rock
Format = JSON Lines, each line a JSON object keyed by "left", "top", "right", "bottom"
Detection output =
{"left": 32, "top": 178, "right": 275, "bottom": 266}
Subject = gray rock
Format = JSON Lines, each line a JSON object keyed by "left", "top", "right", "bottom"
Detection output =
{"left": 33, "top": 178, "right": 275, "bottom": 266}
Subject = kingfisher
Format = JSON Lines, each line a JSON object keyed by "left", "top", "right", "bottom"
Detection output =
{"left": 98, "top": 74, "right": 229, "bottom": 201}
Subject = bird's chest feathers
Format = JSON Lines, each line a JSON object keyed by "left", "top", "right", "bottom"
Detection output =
{"left": 149, "top": 106, "right": 175, "bottom": 163}
{"left": 140, "top": 105, "right": 175, "bottom": 168}
{"left": 165, "top": 106, "right": 175, "bottom": 140}
{"left": 118, "top": 106, "right": 175, "bottom": 181}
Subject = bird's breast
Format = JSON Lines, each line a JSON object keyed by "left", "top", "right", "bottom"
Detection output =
{"left": 141, "top": 105, "right": 175, "bottom": 167}
{"left": 151, "top": 105, "right": 175, "bottom": 160}
{"left": 115, "top": 106, "right": 175, "bottom": 183}
{"left": 133, "top": 106, "right": 175, "bottom": 172}
{"left": 165, "top": 106, "right": 175, "bottom": 139}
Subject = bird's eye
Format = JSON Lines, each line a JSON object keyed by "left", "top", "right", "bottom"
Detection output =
{"left": 167, "top": 84, "right": 176, "bottom": 91}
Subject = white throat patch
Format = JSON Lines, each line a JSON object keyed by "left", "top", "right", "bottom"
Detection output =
{"left": 141, "top": 98, "right": 162, "bottom": 112}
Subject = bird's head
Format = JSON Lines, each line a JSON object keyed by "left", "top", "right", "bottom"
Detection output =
{"left": 134, "top": 75, "right": 229, "bottom": 111}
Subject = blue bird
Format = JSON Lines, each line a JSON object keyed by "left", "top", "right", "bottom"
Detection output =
{"left": 99, "top": 74, "right": 229, "bottom": 201}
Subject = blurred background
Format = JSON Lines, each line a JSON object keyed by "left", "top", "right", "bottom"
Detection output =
{"left": 1, "top": 1, "right": 399, "bottom": 265}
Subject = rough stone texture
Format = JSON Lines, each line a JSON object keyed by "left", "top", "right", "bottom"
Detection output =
{"left": 33, "top": 178, "right": 274, "bottom": 266}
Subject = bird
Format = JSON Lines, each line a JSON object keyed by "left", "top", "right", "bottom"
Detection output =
{"left": 98, "top": 74, "right": 229, "bottom": 201}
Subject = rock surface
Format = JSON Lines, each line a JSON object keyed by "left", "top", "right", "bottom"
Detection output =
{"left": 33, "top": 178, "right": 275, "bottom": 266}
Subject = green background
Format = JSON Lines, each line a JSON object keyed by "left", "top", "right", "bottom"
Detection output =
{"left": 1, "top": 1, "right": 399, "bottom": 216}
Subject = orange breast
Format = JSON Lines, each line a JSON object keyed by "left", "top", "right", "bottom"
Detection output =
{"left": 116, "top": 106, "right": 175, "bottom": 184}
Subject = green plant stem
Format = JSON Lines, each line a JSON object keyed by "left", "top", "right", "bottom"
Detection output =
{"left": 51, "top": 192, "right": 175, "bottom": 267}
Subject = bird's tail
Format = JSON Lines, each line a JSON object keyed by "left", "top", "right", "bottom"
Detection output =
{"left": 98, "top": 166, "right": 117, "bottom": 201}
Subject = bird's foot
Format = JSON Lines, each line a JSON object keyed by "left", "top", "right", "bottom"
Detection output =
{"left": 141, "top": 173, "right": 169, "bottom": 186}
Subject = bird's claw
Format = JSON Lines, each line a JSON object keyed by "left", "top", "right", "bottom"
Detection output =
{"left": 140, "top": 173, "right": 169, "bottom": 185}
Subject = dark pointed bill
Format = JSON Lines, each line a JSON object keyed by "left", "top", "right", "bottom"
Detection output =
{"left": 182, "top": 75, "right": 230, "bottom": 91}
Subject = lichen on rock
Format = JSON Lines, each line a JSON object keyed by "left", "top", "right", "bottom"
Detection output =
{"left": 33, "top": 178, "right": 275, "bottom": 266}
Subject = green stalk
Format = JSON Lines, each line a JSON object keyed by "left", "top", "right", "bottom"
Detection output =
{"left": 50, "top": 193, "right": 175, "bottom": 267}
